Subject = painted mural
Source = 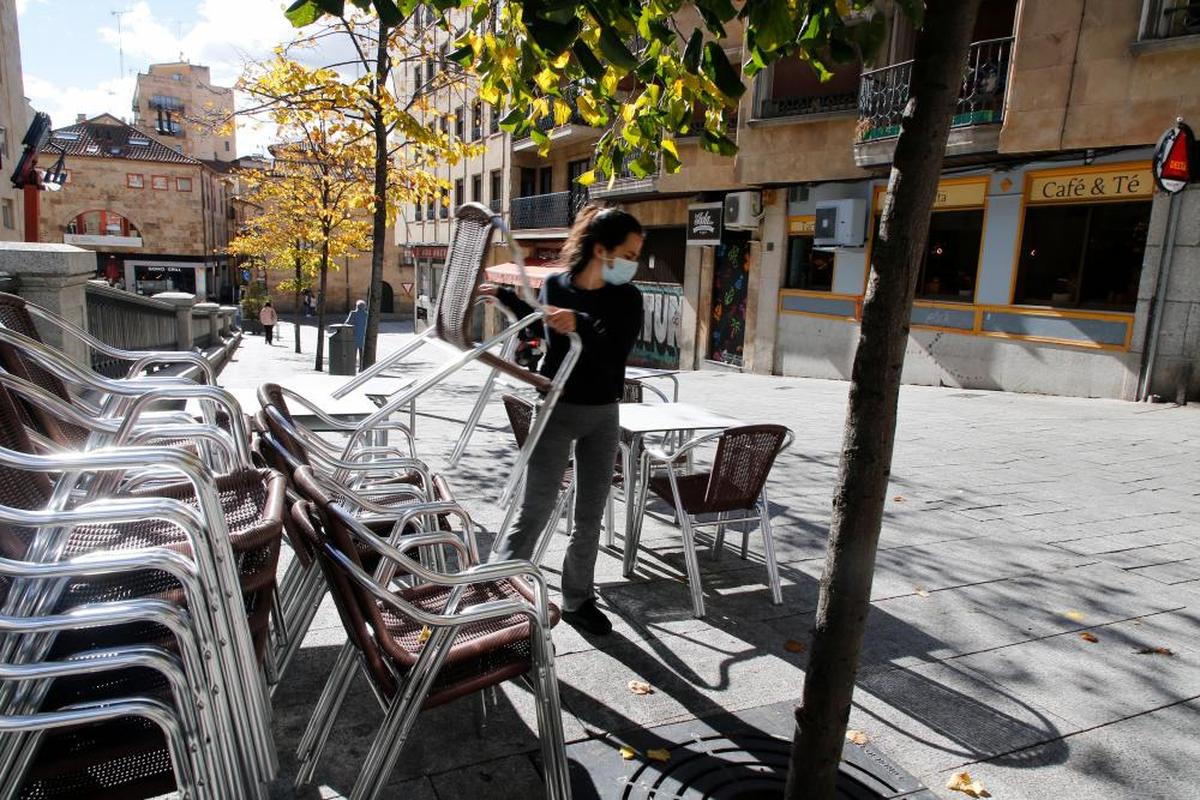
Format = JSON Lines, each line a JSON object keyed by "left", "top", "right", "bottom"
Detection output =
{"left": 629, "top": 281, "right": 682, "bottom": 369}
{"left": 708, "top": 233, "right": 751, "bottom": 367}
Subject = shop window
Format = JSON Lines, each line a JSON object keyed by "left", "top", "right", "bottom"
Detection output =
{"left": 784, "top": 236, "right": 834, "bottom": 291}
{"left": 917, "top": 210, "right": 983, "bottom": 301}
{"left": 1013, "top": 201, "right": 1149, "bottom": 311}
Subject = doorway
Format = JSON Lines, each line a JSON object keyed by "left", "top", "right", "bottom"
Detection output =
{"left": 381, "top": 281, "right": 395, "bottom": 313}
{"left": 708, "top": 231, "right": 751, "bottom": 368}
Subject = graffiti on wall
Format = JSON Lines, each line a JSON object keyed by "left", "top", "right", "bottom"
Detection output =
{"left": 630, "top": 281, "right": 682, "bottom": 369}
{"left": 709, "top": 234, "right": 750, "bottom": 367}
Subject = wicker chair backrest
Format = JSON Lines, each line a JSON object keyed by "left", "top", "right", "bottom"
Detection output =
{"left": 621, "top": 379, "right": 644, "bottom": 404}
{"left": 291, "top": 466, "right": 399, "bottom": 697}
{"left": 500, "top": 393, "right": 535, "bottom": 449}
{"left": 704, "top": 424, "right": 789, "bottom": 513}
{"left": 434, "top": 203, "right": 494, "bottom": 350}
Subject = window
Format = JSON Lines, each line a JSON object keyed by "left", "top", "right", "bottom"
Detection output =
{"left": 1, "top": 200, "right": 13, "bottom": 231}
{"left": 414, "top": 200, "right": 423, "bottom": 221}
{"left": 1013, "top": 201, "right": 1149, "bottom": 311}
{"left": 440, "top": 187, "right": 449, "bottom": 218}
{"left": 784, "top": 236, "right": 834, "bottom": 291}
{"left": 414, "top": 66, "right": 422, "bottom": 90}
{"left": 176, "top": 177, "right": 193, "bottom": 192}
{"left": 426, "top": 194, "right": 436, "bottom": 220}
{"left": 869, "top": 207, "right": 984, "bottom": 302}
{"left": 471, "top": 101, "right": 482, "bottom": 140}
{"left": 224, "top": 141, "right": 230, "bottom": 152}
{"left": 538, "top": 166, "right": 553, "bottom": 195}
{"left": 426, "top": 58, "right": 436, "bottom": 81}
{"left": 151, "top": 175, "right": 169, "bottom": 190}
{"left": 454, "top": 178, "right": 464, "bottom": 208}
{"left": 127, "top": 173, "right": 145, "bottom": 188}
{"left": 490, "top": 169, "right": 503, "bottom": 211}
{"left": 439, "top": 116, "right": 447, "bottom": 136}
{"left": 0, "top": 126, "right": 7, "bottom": 159}
{"left": 490, "top": 104, "right": 501, "bottom": 134}
{"left": 453, "top": 106, "right": 464, "bottom": 140}
{"left": 471, "top": 174, "right": 482, "bottom": 203}
{"left": 1138, "top": 0, "right": 1200, "bottom": 40}
{"left": 519, "top": 167, "right": 537, "bottom": 197}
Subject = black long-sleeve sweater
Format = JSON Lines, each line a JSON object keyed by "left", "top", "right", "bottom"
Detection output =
{"left": 496, "top": 273, "right": 642, "bottom": 405}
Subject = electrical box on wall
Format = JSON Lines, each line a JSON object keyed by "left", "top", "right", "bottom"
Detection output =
{"left": 814, "top": 199, "right": 866, "bottom": 247}
{"left": 723, "top": 191, "right": 762, "bottom": 230}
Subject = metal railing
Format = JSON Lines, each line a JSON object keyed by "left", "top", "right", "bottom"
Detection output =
{"left": 84, "top": 283, "right": 180, "bottom": 377}
{"left": 1141, "top": 0, "right": 1200, "bottom": 39}
{"left": 510, "top": 191, "right": 589, "bottom": 230}
{"left": 857, "top": 36, "right": 1013, "bottom": 142}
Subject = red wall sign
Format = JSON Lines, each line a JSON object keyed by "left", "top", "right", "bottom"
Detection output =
{"left": 1153, "top": 121, "right": 1195, "bottom": 194}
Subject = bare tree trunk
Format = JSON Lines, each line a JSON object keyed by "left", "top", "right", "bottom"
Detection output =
{"left": 362, "top": 21, "right": 392, "bottom": 369}
{"left": 293, "top": 247, "right": 303, "bottom": 354}
{"left": 786, "top": 2, "right": 982, "bottom": 797}
{"left": 315, "top": 235, "right": 331, "bottom": 371}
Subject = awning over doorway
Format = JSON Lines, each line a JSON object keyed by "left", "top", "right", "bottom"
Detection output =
{"left": 483, "top": 262, "right": 563, "bottom": 289}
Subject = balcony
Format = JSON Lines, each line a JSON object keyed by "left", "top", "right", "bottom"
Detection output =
{"left": 854, "top": 37, "right": 1013, "bottom": 167}
{"left": 753, "top": 56, "right": 861, "bottom": 122}
{"left": 510, "top": 191, "right": 588, "bottom": 231}
{"left": 587, "top": 156, "right": 662, "bottom": 201}
{"left": 512, "top": 102, "right": 602, "bottom": 152}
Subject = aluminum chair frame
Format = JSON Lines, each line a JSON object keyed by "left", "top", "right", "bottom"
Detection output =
{"left": 633, "top": 426, "right": 794, "bottom": 618}
{"left": 0, "top": 290, "right": 217, "bottom": 386}
{"left": 0, "top": 444, "right": 277, "bottom": 794}
{"left": 258, "top": 383, "right": 417, "bottom": 459}
{"left": 288, "top": 481, "right": 570, "bottom": 800}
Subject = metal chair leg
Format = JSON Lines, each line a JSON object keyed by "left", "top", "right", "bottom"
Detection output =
{"left": 759, "top": 492, "right": 783, "bottom": 605}
{"left": 712, "top": 512, "right": 726, "bottom": 558}
{"left": 604, "top": 485, "right": 616, "bottom": 548}
{"left": 294, "top": 643, "right": 358, "bottom": 788}
{"left": 679, "top": 510, "right": 706, "bottom": 618}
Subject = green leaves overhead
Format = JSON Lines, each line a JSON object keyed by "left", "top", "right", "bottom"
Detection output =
{"left": 282, "top": 0, "right": 905, "bottom": 179}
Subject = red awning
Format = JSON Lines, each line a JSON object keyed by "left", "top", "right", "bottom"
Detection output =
{"left": 484, "top": 262, "right": 562, "bottom": 289}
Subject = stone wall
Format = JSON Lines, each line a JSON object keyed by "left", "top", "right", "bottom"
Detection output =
{"left": 133, "top": 63, "right": 236, "bottom": 162}
{"left": 1139, "top": 184, "right": 1200, "bottom": 401}
{"left": 0, "top": 0, "right": 30, "bottom": 242}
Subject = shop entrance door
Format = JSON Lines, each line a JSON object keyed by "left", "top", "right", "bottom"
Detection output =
{"left": 707, "top": 231, "right": 751, "bottom": 367}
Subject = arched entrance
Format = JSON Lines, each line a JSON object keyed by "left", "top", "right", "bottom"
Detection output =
{"left": 381, "top": 281, "right": 395, "bottom": 313}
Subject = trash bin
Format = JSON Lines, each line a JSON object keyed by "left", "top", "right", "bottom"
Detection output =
{"left": 328, "top": 324, "right": 357, "bottom": 376}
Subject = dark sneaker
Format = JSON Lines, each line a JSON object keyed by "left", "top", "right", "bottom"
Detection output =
{"left": 561, "top": 600, "right": 613, "bottom": 635}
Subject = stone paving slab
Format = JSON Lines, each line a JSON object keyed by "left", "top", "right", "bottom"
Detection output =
{"left": 214, "top": 323, "right": 1200, "bottom": 800}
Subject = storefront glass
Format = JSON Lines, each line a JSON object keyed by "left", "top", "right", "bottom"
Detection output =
{"left": 784, "top": 235, "right": 834, "bottom": 291}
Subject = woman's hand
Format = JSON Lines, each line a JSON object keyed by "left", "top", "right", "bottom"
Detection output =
{"left": 477, "top": 282, "right": 499, "bottom": 297}
{"left": 543, "top": 306, "right": 577, "bottom": 334}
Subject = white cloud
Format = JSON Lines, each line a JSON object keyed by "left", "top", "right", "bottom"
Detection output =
{"left": 23, "top": 73, "right": 138, "bottom": 130}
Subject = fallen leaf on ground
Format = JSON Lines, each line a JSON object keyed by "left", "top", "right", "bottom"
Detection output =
{"left": 619, "top": 745, "right": 637, "bottom": 760}
{"left": 893, "top": 495, "right": 906, "bottom": 502}
{"left": 416, "top": 626, "right": 432, "bottom": 645}
{"left": 646, "top": 748, "right": 671, "bottom": 762}
{"left": 628, "top": 680, "right": 654, "bottom": 695}
{"left": 1064, "top": 610, "right": 1085, "bottom": 622}
{"left": 1136, "top": 646, "right": 1173, "bottom": 656}
{"left": 1079, "top": 632, "right": 1099, "bottom": 643}
{"left": 946, "top": 770, "right": 990, "bottom": 797}
{"left": 784, "top": 639, "right": 807, "bottom": 653}
{"left": 845, "top": 730, "right": 869, "bottom": 746}
{"left": 914, "top": 586, "right": 930, "bottom": 598}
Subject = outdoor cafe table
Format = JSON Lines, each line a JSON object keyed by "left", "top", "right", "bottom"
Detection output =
{"left": 617, "top": 401, "right": 747, "bottom": 577}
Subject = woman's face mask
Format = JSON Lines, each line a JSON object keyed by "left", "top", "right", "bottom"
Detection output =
{"left": 602, "top": 254, "right": 639, "bottom": 285}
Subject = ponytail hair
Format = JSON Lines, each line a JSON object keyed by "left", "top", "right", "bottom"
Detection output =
{"left": 558, "top": 205, "right": 643, "bottom": 276}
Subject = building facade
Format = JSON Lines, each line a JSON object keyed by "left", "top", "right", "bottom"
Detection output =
{"left": 36, "top": 114, "right": 236, "bottom": 300}
{"left": 132, "top": 62, "right": 236, "bottom": 162}
{"left": 0, "top": 0, "right": 32, "bottom": 242}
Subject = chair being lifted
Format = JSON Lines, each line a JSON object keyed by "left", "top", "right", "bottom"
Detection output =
{"left": 331, "top": 202, "right": 579, "bottom": 505}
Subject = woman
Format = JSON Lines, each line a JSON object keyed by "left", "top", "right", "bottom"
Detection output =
{"left": 259, "top": 300, "right": 278, "bottom": 346}
{"left": 483, "top": 206, "right": 644, "bottom": 635}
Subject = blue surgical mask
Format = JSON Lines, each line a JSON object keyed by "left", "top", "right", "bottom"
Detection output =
{"left": 602, "top": 256, "right": 638, "bottom": 285}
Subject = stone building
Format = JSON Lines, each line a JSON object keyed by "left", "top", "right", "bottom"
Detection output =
{"left": 36, "top": 114, "right": 235, "bottom": 300}
{"left": 131, "top": 62, "right": 236, "bottom": 162}
{"left": 0, "top": 0, "right": 33, "bottom": 241}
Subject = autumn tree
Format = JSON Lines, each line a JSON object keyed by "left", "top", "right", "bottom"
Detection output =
{"left": 264, "top": 6, "right": 476, "bottom": 368}
{"left": 287, "top": 0, "right": 984, "bottom": 796}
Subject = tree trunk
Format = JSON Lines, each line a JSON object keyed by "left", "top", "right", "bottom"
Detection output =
{"left": 786, "top": 2, "right": 982, "bottom": 797}
{"left": 315, "top": 235, "right": 331, "bottom": 371}
{"left": 362, "top": 21, "right": 392, "bottom": 369}
{"left": 293, "top": 247, "right": 303, "bottom": 354}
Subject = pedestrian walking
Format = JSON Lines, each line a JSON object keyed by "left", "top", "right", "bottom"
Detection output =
{"left": 303, "top": 288, "right": 314, "bottom": 317}
{"left": 484, "top": 205, "right": 644, "bottom": 635}
{"left": 344, "top": 299, "right": 368, "bottom": 369}
{"left": 260, "top": 300, "right": 278, "bottom": 345}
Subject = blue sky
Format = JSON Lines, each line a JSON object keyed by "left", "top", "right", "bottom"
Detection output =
{"left": 15, "top": 0, "right": 305, "bottom": 156}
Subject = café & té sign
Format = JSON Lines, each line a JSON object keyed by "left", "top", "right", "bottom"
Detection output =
{"left": 1026, "top": 163, "right": 1153, "bottom": 205}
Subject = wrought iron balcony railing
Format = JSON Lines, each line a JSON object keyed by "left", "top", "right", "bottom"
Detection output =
{"left": 510, "top": 190, "right": 589, "bottom": 230}
{"left": 857, "top": 36, "right": 1014, "bottom": 143}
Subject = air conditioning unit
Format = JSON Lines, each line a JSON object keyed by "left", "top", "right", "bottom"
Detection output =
{"left": 723, "top": 191, "right": 762, "bottom": 230}
{"left": 814, "top": 199, "right": 866, "bottom": 247}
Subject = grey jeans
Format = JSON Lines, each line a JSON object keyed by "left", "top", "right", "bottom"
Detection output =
{"left": 491, "top": 401, "right": 620, "bottom": 612}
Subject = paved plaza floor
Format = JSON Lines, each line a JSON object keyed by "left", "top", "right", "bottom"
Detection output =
{"left": 222, "top": 319, "right": 1200, "bottom": 799}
